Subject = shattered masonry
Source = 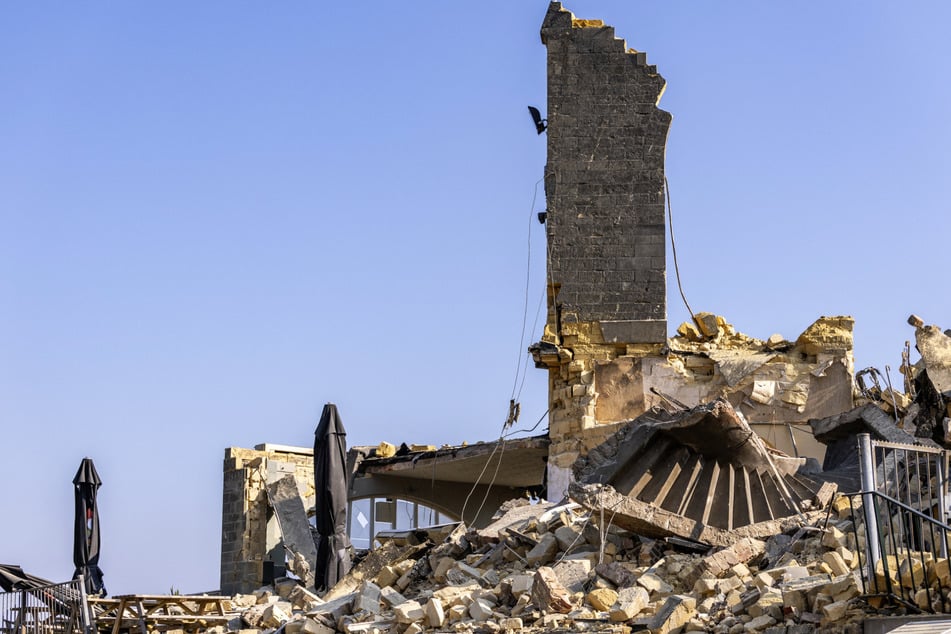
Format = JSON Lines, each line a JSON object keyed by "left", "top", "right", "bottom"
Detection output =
{"left": 222, "top": 438, "right": 550, "bottom": 594}
{"left": 533, "top": 3, "right": 854, "bottom": 496}
{"left": 209, "top": 4, "right": 951, "bottom": 632}
{"left": 221, "top": 445, "right": 317, "bottom": 595}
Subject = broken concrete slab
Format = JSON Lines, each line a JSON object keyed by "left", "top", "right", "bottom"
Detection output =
{"left": 571, "top": 479, "right": 827, "bottom": 548}
{"left": 264, "top": 472, "right": 319, "bottom": 589}
{"left": 572, "top": 399, "right": 833, "bottom": 544}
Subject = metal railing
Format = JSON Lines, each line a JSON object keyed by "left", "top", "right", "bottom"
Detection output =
{"left": 0, "top": 578, "right": 92, "bottom": 634}
{"left": 866, "top": 436, "right": 949, "bottom": 528}
{"left": 851, "top": 433, "right": 951, "bottom": 613}
{"left": 847, "top": 490, "right": 951, "bottom": 613}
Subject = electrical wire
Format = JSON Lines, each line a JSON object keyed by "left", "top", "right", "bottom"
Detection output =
{"left": 665, "top": 176, "right": 697, "bottom": 324}
{"left": 503, "top": 409, "right": 549, "bottom": 439}
{"left": 510, "top": 177, "right": 545, "bottom": 402}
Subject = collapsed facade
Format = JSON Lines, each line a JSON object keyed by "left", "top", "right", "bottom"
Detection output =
{"left": 531, "top": 2, "right": 854, "bottom": 498}
{"left": 216, "top": 4, "right": 951, "bottom": 630}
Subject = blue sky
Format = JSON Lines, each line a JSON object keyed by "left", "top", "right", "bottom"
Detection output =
{"left": 2, "top": 2, "right": 949, "bottom": 594}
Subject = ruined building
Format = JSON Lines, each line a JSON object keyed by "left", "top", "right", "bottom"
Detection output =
{"left": 531, "top": 3, "right": 854, "bottom": 498}
{"left": 220, "top": 3, "right": 951, "bottom": 604}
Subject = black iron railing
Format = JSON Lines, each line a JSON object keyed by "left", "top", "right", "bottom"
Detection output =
{"left": 0, "top": 578, "right": 92, "bottom": 634}
{"left": 847, "top": 490, "right": 951, "bottom": 613}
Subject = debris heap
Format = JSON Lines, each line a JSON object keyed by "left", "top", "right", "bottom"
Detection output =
{"left": 190, "top": 493, "right": 915, "bottom": 634}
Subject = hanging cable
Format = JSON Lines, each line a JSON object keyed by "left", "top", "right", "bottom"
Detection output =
{"left": 665, "top": 176, "right": 697, "bottom": 324}
{"left": 503, "top": 409, "right": 549, "bottom": 439}
{"left": 510, "top": 177, "right": 545, "bottom": 403}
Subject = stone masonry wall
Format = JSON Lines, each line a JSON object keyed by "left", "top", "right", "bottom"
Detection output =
{"left": 537, "top": 3, "right": 671, "bottom": 495}
{"left": 541, "top": 2, "right": 670, "bottom": 338}
{"left": 220, "top": 446, "right": 316, "bottom": 595}
{"left": 534, "top": 6, "right": 854, "bottom": 500}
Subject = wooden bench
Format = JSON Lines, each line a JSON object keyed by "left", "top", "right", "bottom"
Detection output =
{"left": 88, "top": 595, "right": 233, "bottom": 634}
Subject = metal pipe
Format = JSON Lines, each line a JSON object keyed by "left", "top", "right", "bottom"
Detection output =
{"left": 859, "top": 433, "right": 882, "bottom": 587}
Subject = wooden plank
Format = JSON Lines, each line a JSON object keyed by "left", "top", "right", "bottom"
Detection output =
{"left": 700, "top": 462, "right": 721, "bottom": 527}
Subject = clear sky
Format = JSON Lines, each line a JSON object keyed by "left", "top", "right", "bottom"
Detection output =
{"left": 2, "top": 2, "right": 949, "bottom": 594}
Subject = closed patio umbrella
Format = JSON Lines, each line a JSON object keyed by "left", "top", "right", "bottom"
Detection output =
{"left": 313, "top": 403, "right": 351, "bottom": 591}
{"left": 72, "top": 458, "right": 106, "bottom": 596}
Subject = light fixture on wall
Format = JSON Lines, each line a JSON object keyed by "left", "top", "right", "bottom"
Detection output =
{"left": 527, "top": 106, "right": 547, "bottom": 134}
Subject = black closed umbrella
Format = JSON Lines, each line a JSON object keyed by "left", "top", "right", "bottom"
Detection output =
{"left": 72, "top": 458, "right": 106, "bottom": 596}
{"left": 313, "top": 403, "right": 351, "bottom": 591}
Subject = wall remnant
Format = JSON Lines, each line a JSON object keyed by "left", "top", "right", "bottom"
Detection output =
{"left": 220, "top": 445, "right": 316, "bottom": 595}
{"left": 220, "top": 438, "right": 549, "bottom": 594}
{"left": 534, "top": 1, "right": 855, "bottom": 495}
{"left": 536, "top": 0, "right": 673, "bottom": 498}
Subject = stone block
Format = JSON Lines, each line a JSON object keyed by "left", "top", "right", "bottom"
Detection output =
{"left": 608, "top": 591, "right": 647, "bottom": 621}
{"left": 821, "top": 599, "right": 849, "bottom": 622}
{"left": 586, "top": 588, "right": 618, "bottom": 611}
{"left": 288, "top": 585, "right": 322, "bottom": 611}
{"left": 379, "top": 585, "right": 406, "bottom": 607}
{"left": 260, "top": 604, "right": 290, "bottom": 628}
{"left": 822, "top": 551, "right": 850, "bottom": 577}
{"left": 353, "top": 582, "right": 381, "bottom": 615}
{"left": 504, "top": 573, "right": 535, "bottom": 597}
{"left": 648, "top": 595, "right": 697, "bottom": 634}
{"left": 752, "top": 572, "right": 774, "bottom": 590}
{"left": 448, "top": 604, "right": 467, "bottom": 622}
{"left": 306, "top": 592, "right": 355, "bottom": 621}
{"left": 468, "top": 598, "right": 494, "bottom": 621}
{"left": 274, "top": 579, "right": 299, "bottom": 599}
{"left": 374, "top": 565, "right": 399, "bottom": 588}
{"left": 743, "top": 614, "right": 777, "bottom": 632}
{"left": 716, "top": 575, "right": 744, "bottom": 594}
{"left": 299, "top": 618, "right": 335, "bottom": 634}
{"left": 596, "top": 562, "right": 639, "bottom": 587}
{"left": 526, "top": 533, "right": 559, "bottom": 566}
{"left": 393, "top": 600, "right": 425, "bottom": 624}
{"left": 748, "top": 589, "right": 783, "bottom": 618}
{"left": 898, "top": 556, "right": 927, "bottom": 589}
{"left": 424, "top": 598, "right": 445, "bottom": 628}
{"left": 637, "top": 571, "right": 673, "bottom": 595}
{"left": 928, "top": 556, "right": 951, "bottom": 587}
{"left": 431, "top": 556, "right": 454, "bottom": 582}
{"left": 821, "top": 526, "right": 847, "bottom": 550}
{"left": 694, "top": 577, "right": 718, "bottom": 595}
{"left": 552, "top": 559, "right": 591, "bottom": 593}
{"left": 532, "top": 566, "right": 575, "bottom": 614}
{"left": 498, "top": 617, "right": 523, "bottom": 630}
{"left": 831, "top": 495, "right": 852, "bottom": 520}
{"left": 701, "top": 539, "right": 766, "bottom": 579}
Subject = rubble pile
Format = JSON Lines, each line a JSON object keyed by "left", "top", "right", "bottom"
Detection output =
{"left": 200, "top": 496, "right": 902, "bottom": 634}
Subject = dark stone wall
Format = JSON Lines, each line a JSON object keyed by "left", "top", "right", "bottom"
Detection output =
{"left": 541, "top": 3, "right": 670, "bottom": 342}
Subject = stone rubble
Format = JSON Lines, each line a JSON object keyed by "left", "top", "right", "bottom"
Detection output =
{"left": 182, "top": 493, "right": 951, "bottom": 634}
{"left": 206, "top": 315, "right": 951, "bottom": 633}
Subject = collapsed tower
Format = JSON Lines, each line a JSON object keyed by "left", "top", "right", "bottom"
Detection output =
{"left": 535, "top": 2, "right": 672, "bottom": 494}
{"left": 533, "top": 3, "right": 853, "bottom": 497}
